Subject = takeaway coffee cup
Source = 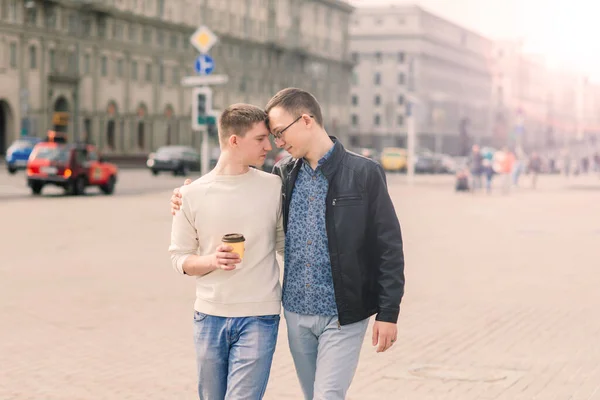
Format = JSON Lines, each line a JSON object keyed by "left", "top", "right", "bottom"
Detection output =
{"left": 222, "top": 233, "right": 245, "bottom": 261}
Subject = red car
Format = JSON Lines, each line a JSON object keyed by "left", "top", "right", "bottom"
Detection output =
{"left": 26, "top": 141, "right": 118, "bottom": 196}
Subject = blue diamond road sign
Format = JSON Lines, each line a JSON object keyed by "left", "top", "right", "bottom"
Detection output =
{"left": 194, "top": 54, "right": 215, "bottom": 76}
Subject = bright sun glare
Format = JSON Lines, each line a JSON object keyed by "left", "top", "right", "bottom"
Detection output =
{"left": 351, "top": 0, "right": 600, "bottom": 79}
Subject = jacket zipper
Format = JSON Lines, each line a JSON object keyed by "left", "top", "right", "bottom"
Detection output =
{"left": 332, "top": 196, "right": 361, "bottom": 206}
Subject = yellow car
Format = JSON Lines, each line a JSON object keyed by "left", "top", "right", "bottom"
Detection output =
{"left": 380, "top": 147, "right": 408, "bottom": 172}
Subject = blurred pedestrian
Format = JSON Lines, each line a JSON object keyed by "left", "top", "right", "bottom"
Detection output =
{"left": 468, "top": 144, "right": 484, "bottom": 192}
{"left": 529, "top": 152, "right": 542, "bottom": 189}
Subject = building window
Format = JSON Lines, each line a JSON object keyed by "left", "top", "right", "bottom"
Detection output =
{"left": 81, "top": 16, "right": 92, "bottom": 36}
{"left": 398, "top": 95, "right": 404, "bottom": 105}
{"left": 159, "top": 64, "right": 164, "bottom": 84}
{"left": 117, "top": 59, "right": 124, "bottom": 78}
{"left": 137, "top": 121, "right": 145, "bottom": 149}
{"left": 25, "top": 5, "right": 37, "bottom": 25}
{"left": 351, "top": 52, "right": 358, "bottom": 63}
{"left": 44, "top": 5, "right": 56, "bottom": 29}
{"left": 129, "top": 24, "right": 137, "bottom": 42}
{"left": 97, "top": 17, "right": 106, "bottom": 38}
{"left": 374, "top": 114, "right": 381, "bottom": 126}
{"left": 113, "top": 21, "right": 123, "bottom": 40}
{"left": 352, "top": 95, "right": 358, "bottom": 106}
{"left": 172, "top": 67, "right": 179, "bottom": 85}
{"left": 375, "top": 52, "right": 382, "bottom": 64}
{"left": 183, "top": 34, "right": 190, "bottom": 49}
{"left": 106, "top": 120, "right": 115, "bottom": 150}
{"left": 157, "top": 30, "right": 164, "bottom": 47}
{"left": 101, "top": 56, "right": 108, "bottom": 76}
{"left": 352, "top": 71, "right": 358, "bottom": 85}
{"left": 351, "top": 114, "right": 358, "bottom": 126}
{"left": 170, "top": 33, "right": 178, "bottom": 49}
{"left": 397, "top": 115, "right": 404, "bottom": 126}
{"left": 7, "top": 0, "right": 16, "bottom": 22}
{"left": 398, "top": 52, "right": 405, "bottom": 63}
{"left": 49, "top": 49, "right": 55, "bottom": 72}
{"left": 29, "top": 46, "right": 37, "bottom": 69}
{"left": 9, "top": 43, "right": 17, "bottom": 68}
{"left": 374, "top": 95, "right": 381, "bottom": 106}
{"left": 68, "top": 13, "right": 78, "bottom": 35}
{"left": 84, "top": 118, "right": 92, "bottom": 144}
{"left": 143, "top": 27, "right": 152, "bottom": 45}
{"left": 374, "top": 72, "right": 381, "bottom": 85}
{"left": 131, "top": 61, "right": 138, "bottom": 81}
{"left": 83, "top": 54, "right": 90, "bottom": 74}
{"left": 157, "top": 0, "right": 165, "bottom": 18}
{"left": 68, "top": 52, "right": 76, "bottom": 74}
{"left": 398, "top": 73, "right": 405, "bottom": 85}
{"left": 145, "top": 63, "right": 152, "bottom": 82}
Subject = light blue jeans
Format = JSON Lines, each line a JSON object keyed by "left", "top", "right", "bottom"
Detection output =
{"left": 193, "top": 311, "right": 280, "bottom": 400}
{"left": 284, "top": 310, "right": 369, "bottom": 400}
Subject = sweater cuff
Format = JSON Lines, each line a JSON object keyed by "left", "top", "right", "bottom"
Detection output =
{"left": 176, "top": 255, "right": 190, "bottom": 275}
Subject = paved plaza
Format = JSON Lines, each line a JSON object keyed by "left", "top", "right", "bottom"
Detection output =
{"left": 1, "top": 169, "right": 599, "bottom": 400}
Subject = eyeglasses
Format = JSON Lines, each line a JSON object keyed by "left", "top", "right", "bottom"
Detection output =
{"left": 270, "top": 115, "right": 314, "bottom": 140}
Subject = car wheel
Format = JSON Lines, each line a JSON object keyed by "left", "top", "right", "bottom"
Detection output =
{"left": 74, "top": 176, "right": 86, "bottom": 195}
{"left": 100, "top": 176, "right": 116, "bottom": 195}
{"left": 31, "top": 182, "right": 43, "bottom": 195}
{"left": 8, "top": 166, "right": 17, "bottom": 174}
{"left": 151, "top": 169, "right": 159, "bottom": 176}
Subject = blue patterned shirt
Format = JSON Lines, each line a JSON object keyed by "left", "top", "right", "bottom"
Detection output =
{"left": 282, "top": 145, "right": 338, "bottom": 316}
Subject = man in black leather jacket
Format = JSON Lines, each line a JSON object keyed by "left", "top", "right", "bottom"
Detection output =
{"left": 170, "top": 88, "right": 404, "bottom": 400}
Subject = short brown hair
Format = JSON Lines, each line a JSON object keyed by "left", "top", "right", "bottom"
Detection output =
{"left": 265, "top": 88, "right": 324, "bottom": 127}
{"left": 219, "top": 103, "right": 268, "bottom": 142}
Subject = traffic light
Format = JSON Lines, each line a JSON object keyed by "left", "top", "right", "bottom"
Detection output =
{"left": 191, "top": 87, "right": 213, "bottom": 130}
{"left": 197, "top": 93, "right": 206, "bottom": 116}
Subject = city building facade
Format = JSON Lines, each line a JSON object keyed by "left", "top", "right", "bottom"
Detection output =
{"left": 0, "top": 0, "right": 353, "bottom": 155}
{"left": 349, "top": 5, "right": 494, "bottom": 155}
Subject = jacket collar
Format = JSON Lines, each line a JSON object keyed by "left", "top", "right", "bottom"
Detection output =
{"left": 320, "top": 137, "right": 344, "bottom": 179}
{"left": 289, "top": 136, "right": 345, "bottom": 179}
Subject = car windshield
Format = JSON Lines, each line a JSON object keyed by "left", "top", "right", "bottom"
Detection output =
{"left": 33, "top": 147, "right": 69, "bottom": 162}
{"left": 156, "top": 147, "right": 186, "bottom": 155}
{"left": 10, "top": 140, "right": 37, "bottom": 150}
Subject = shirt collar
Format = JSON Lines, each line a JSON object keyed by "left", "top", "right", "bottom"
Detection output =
{"left": 302, "top": 144, "right": 335, "bottom": 172}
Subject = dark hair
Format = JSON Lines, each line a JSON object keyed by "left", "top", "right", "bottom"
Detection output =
{"left": 219, "top": 103, "right": 267, "bottom": 142}
{"left": 265, "top": 88, "right": 324, "bottom": 127}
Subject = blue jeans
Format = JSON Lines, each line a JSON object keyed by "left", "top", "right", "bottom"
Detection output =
{"left": 193, "top": 311, "right": 280, "bottom": 400}
{"left": 284, "top": 310, "right": 369, "bottom": 400}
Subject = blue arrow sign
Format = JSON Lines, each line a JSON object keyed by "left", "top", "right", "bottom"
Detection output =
{"left": 194, "top": 54, "right": 215, "bottom": 76}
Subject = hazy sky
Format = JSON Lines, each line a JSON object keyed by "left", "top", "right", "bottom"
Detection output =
{"left": 349, "top": 0, "right": 600, "bottom": 79}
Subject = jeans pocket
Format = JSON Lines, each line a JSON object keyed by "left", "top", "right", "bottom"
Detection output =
{"left": 193, "top": 311, "right": 209, "bottom": 322}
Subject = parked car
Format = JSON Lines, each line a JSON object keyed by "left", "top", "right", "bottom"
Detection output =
{"left": 414, "top": 153, "right": 442, "bottom": 174}
{"left": 26, "top": 140, "right": 118, "bottom": 196}
{"left": 5, "top": 136, "right": 42, "bottom": 174}
{"left": 146, "top": 146, "right": 201, "bottom": 176}
{"left": 380, "top": 147, "right": 408, "bottom": 172}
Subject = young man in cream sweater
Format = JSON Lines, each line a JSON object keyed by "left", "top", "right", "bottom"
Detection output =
{"left": 169, "top": 103, "right": 284, "bottom": 400}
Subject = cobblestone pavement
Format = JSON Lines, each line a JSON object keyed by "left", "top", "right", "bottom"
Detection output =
{"left": 1, "top": 170, "right": 599, "bottom": 400}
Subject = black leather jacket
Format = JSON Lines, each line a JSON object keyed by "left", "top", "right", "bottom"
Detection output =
{"left": 273, "top": 139, "right": 405, "bottom": 326}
